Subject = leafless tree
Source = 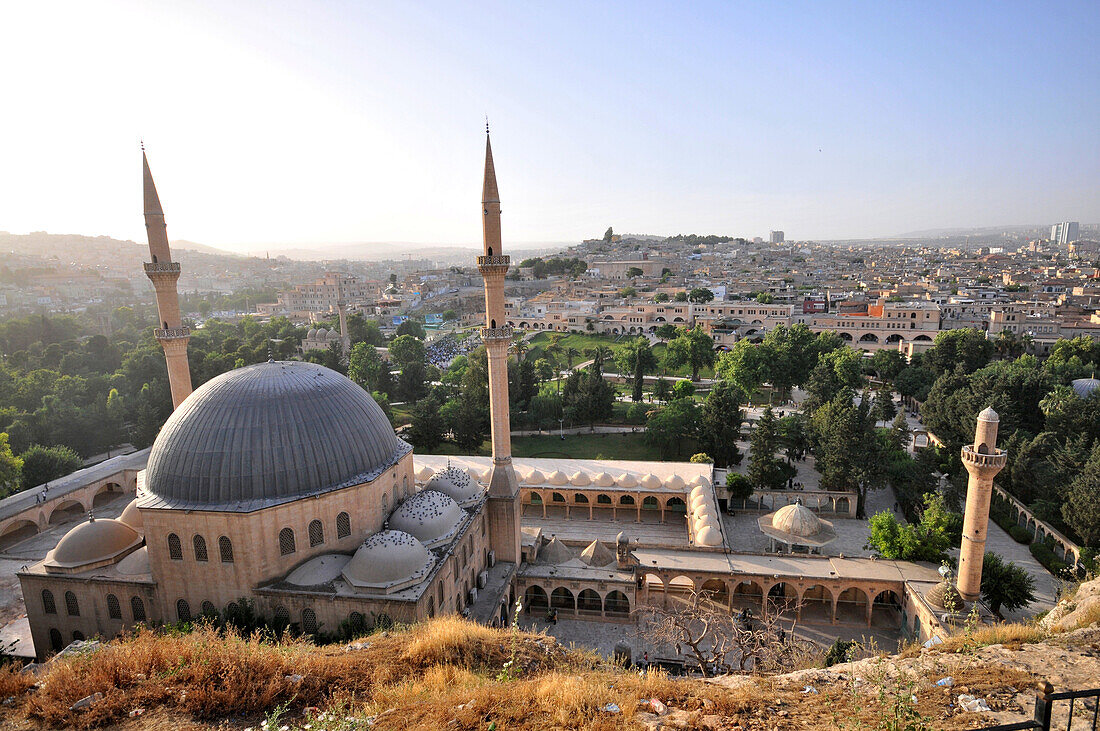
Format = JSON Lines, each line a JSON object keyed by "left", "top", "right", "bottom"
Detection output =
{"left": 633, "top": 589, "right": 819, "bottom": 677}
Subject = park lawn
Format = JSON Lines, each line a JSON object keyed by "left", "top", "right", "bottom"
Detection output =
{"left": 524, "top": 331, "right": 628, "bottom": 363}
{"left": 414, "top": 432, "right": 698, "bottom": 461}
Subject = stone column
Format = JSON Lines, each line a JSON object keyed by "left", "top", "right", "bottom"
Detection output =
{"left": 957, "top": 407, "right": 1008, "bottom": 602}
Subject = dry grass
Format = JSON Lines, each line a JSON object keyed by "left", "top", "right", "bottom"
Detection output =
{"left": 898, "top": 621, "right": 1050, "bottom": 658}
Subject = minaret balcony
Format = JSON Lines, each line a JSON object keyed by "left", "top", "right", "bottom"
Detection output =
{"left": 477, "top": 254, "right": 510, "bottom": 272}
{"left": 143, "top": 262, "right": 181, "bottom": 274}
{"left": 481, "top": 325, "right": 514, "bottom": 341}
{"left": 961, "top": 446, "right": 1007, "bottom": 470}
{"left": 154, "top": 327, "right": 191, "bottom": 340}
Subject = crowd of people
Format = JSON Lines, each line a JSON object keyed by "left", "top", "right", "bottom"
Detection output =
{"left": 425, "top": 334, "right": 476, "bottom": 368}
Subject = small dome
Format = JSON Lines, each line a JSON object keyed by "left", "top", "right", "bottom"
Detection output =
{"left": 640, "top": 474, "right": 662, "bottom": 490}
{"left": 569, "top": 471, "right": 591, "bottom": 487}
{"left": 1072, "top": 378, "right": 1100, "bottom": 399}
{"left": 524, "top": 469, "right": 546, "bottom": 485}
{"left": 307, "top": 328, "right": 317, "bottom": 339}
{"left": 118, "top": 498, "right": 143, "bottom": 531}
{"left": 115, "top": 546, "right": 150, "bottom": 575}
{"left": 286, "top": 553, "right": 351, "bottom": 586}
{"left": 693, "top": 505, "right": 714, "bottom": 521}
{"left": 415, "top": 465, "right": 434, "bottom": 481}
{"left": 480, "top": 467, "right": 493, "bottom": 483}
{"left": 593, "top": 472, "right": 615, "bottom": 487}
{"left": 689, "top": 493, "right": 709, "bottom": 510}
{"left": 546, "top": 470, "right": 569, "bottom": 485}
{"left": 926, "top": 581, "right": 964, "bottom": 611}
{"left": 617, "top": 473, "right": 638, "bottom": 488}
{"left": 438, "top": 464, "right": 473, "bottom": 490}
{"left": 977, "top": 406, "right": 999, "bottom": 422}
{"left": 425, "top": 472, "right": 482, "bottom": 508}
{"left": 696, "top": 525, "right": 722, "bottom": 547}
{"left": 388, "top": 489, "right": 465, "bottom": 548}
{"left": 342, "top": 530, "right": 433, "bottom": 592}
{"left": 316, "top": 327, "right": 328, "bottom": 338}
{"left": 689, "top": 484, "right": 707, "bottom": 500}
{"left": 689, "top": 475, "right": 712, "bottom": 489}
{"left": 45, "top": 517, "right": 142, "bottom": 570}
{"left": 664, "top": 474, "right": 686, "bottom": 490}
{"left": 771, "top": 503, "right": 823, "bottom": 538}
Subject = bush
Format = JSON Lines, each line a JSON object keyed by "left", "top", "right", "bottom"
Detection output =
{"left": 1029, "top": 542, "right": 1069, "bottom": 577}
{"left": 1007, "top": 525, "right": 1033, "bottom": 544}
{"left": 689, "top": 453, "right": 713, "bottom": 464}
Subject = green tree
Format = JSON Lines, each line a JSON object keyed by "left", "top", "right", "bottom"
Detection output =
{"left": 698, "top": 381, "right": 745, "bottom": 468}
{"left": 20, "top": 444, "right": 82, "bottom": 491}
{"left": 615, "top": 337, "right": 658, "bottom": 402}
{"left": 395, "top": 319, "right": 426, "bottom": 339}
{"left": 653, "top": 377, "right": 672, "bottom": 403}
{"left": 407, "top": 396, "right": 445, "bottom": 451}
{"left": 1064, "top": 443, "right": 1100, "bottom": 546}
{"left": 748, "top": 407, "right": 788, "bottom": 490}
{"left": 348, "top": 343, "right": 385, "bottom": 392}
{"left": 755, "top": 292, "right": 774, "bottom": 304}
{"left": 718, "top": 339, "right": 769, "bottom": 396}
{"left": 664, "top": 326, "right": 715, "bottom": 381}
{"left": 869, "top": 349, "right": 906, "bottom": 381}
{"left": 803, "top": 347, "right": 864, "bottom": 413}
{"left": 868, "top": 493, "right": 957, "bottom": 562}
{"left": 873, "top": 389, "right": 897, "bottom": 425}
{"left": 725, "top": 472, "right": 753, "bottom": 503}
{"left": 441, "top": 395, "right": 488, "bottom": 453}
{"left": 644, "top": 398, "right": 698, "bottom": 459}
{"left": 389, "top": 335, "right": 426, "bottom": 369}
{"left": 672, "top": 379, "right": 695, "bottom": 401}
{"left": 980, "top": 552, "right": 1036, "bottom": 617}
{"left": 924, "top": 328, "right": 993, "bottom": 376}
{"left": 0, "top": 433, "right": 23, "bottom": 497}
{"left": 778, "top": 412, "right": 810, "bottom": 464}
{"left": 617, "top": 286, "right": 637, "bottom": 298}
{"left": 653, "top": 293, "right": 670, "bottom": 303}
{"left": 673, "top": 291, "right": 688, "bottom": 302}
{"left": 687, "top": 288, "right": 714, "bottom": 304}
{"left": 626, "top": 267, "right": 643, "bottom": 278}
{"left": 654, "top": 323, "right": 678, "bottom": 342}
{"left": 529, "top": 393, "right": 564, "bottom": 432}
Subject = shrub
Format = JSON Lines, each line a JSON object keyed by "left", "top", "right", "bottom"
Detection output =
{"left": 1029, "top": 542, "right": 1069, "bottom": 577}
{"left": 1008, "top": 525, "right": 1033, "bottom": 544}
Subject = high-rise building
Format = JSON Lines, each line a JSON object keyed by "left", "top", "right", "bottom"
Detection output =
{"left": 1050, "top": 222, "right": 1080, "bottom": 246}
{"left": 769, "top": 230, "right": 785, "bottom": 244}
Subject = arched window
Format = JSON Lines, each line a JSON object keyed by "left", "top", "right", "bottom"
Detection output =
{"left": 403, "top": 476, "right": 409, "bottom": 495}
{"left": 279, "top": 528, "right": 296, "bottom": 555}
{"left": 42, "top": 589, "right": 56, "bottom": 615}
{"left": 219, "top": 536, "right": 234, "bottom": 563}
{"left": 131, "top": 596, "right": 146, "bottom": 622}
{"left": 49, "top": 628, "right": 63, "bottom": 652}
{"left": 193, "top": 535, "right": 208, "bottom": 562}
{"left": 176, "top": 599, "right": 191, "bottom": 622}
{"left": 302, "top": 608, "right": 318, "bottom": 634}
{"left": 64, "top": 591, "right": 79, "bottom": 616}
{"left": 392, "top": 484, "right": 399, "bottom": 506}
{"left": 106, "top": 594, "right": 122, "bottom": 620}
{"left": 381, "top": 494, "right": 389, "bottom": 513}
{"left": 273, "top": 606, "right": 290, "bottom": 629}
{"left": 336, "top": 512, "right": 351, "bottom": 538}
{"left": 167, "top": 533, "right": 182, "bottom": 560}
{"left": 226, "top": 602, "right": 240, "bottom": 620}
{"left": 201, "top": 601, "right": 217, "bottom": 617}
{"left": 308, "top": 519, "right": 324, "bottom": 547}
{"left": 72, "top": 630, "right": 84, "bottom": 642}
{"left": 348, "top": 611, "right": 365, "bottom": 632}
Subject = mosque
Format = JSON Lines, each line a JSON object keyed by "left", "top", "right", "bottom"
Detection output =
{"left": 16, "top": 135, "right": 1007, "bottom": 660}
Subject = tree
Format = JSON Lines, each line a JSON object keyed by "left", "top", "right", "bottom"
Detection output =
{"left": 564, "top": 347, "right": 581, "bottom": 371}
{"left": 980, "top": 552, "right": 1036, "bottom": 617}
{"left": 653, "top": 377, "right": 671, "bottom": 403}
{"left": 688, "top": 288, "right": 714, "bottom": 304}
{"left": 395, "top": 319, "right": 426, "bottom": 339}
{"left": 528, "top": 393, "right": 563, "bottom": 432}
{"left": 869, "top": 349, "right": 906, "bottom": 381}
{"left": 615, "top": 337, "right": 657, "bottom": 402}
{"left": 748, "top": 407, "right": 788, "bottom": 490}
{"left": 718, "top": 339, "right": 769, "bottom": 397}
{"left": 654, "top": 323, "right": 677, "bottom": 342}
{"left": 510, "top": 339, "right": 529, "bottom": 363}
{"left": 924, "top": 328, "right": 993, "bottom": 376}
{"left": 603, "top": 226, "right": 614, "bottom": 242}
{"left": 653, "top": 293, "right": 670, "bottom": 303}
{"left": 441, "top": 395, "right": 488, "bottom": 453}
{"left": 1064, "top": 444, "right": 1100, "bottom": 546}
{"left": 626, "top": 267, "right": 643, "bottom": 278}
{"left": 673, "top": 291, "right": 688, "bottom": 302}
{"left": 617, "top": 286, "right": 637, "bottom": 298}
{"left": 698, "top": 381, "right": 745, "bottom": 468}
{"left": 755, "top": 292, "right": 774, "bottom": 304}
{"left": 406, "top": 397, "right": 445, "bottom": 451}
{"left": 672, "top": 379, "right": 695, "bottom": 401}
{"left": 873, "top": 389, "right": 897, "bottom": 425}
{"left": 562, "top": 362, "right": 616, "bottom": 429}
{"left": 20, "top": 444, "right": 81, "bottom": 491}
{"left": 867, "top": 493, "right": 957, "bottom": 562}
{"left": 644, "top": 398, "right": 698, "bottom": 459}
{"left": 778, "top": 412, "right": 810, "bottom": 464}
{"left": 0, "top": 433, "right": 23, "bottom": 497}
{"left": 803, "top": 347, "right": 863, "bottom": 413}
{"left": 389, "top": 335, "right": 425, "bottom": 369}
{"left": 348, "top": 343, "right": 385, "bottom": 393}
{"left": 726, "top": 472, "right": 753, "bottom": 503}
{"left": 665, "top": 326, "right": 715, "bottom": 381}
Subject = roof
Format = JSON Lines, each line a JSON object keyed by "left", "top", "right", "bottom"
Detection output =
{"left": 44, "top": 517, "right": 142, "bottom": 570}
{"left": 140, "top": 361, "right": 410, "bottom": 512}
{"left": 1072, "top": 378, "right": 1100, "bottom": 399}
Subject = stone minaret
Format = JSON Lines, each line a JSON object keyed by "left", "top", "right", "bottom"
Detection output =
{"left": 142, "top": 148, "right": 193, "bottom": 409}
{"left": 478, "top": 128, "right": 521, "bottom": 564}
{"left": 957, "top": 407, "right": 1008, "bottom": 602}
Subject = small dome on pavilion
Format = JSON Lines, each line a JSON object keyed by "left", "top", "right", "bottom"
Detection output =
{"left": 342, "top": 530, "right": 433, "bottom": 592}
{"left": 640, "top": 474, "right": 662, "bottom": 490}
{"left": 44, "top": 517, "right": 142, "bottom": 571}
{"left": 696, "top": 525, "right": 722, "bottom": 547}
{"left": 616, "top": 473, "right": 638, "bottom": 488}
{"left": 569, "top": 471, "right": 591, "bottom": 486}
{"left": 664, "top": 474, "right": 686, "bottom": 490}
{"left": 524, "top": 469, "right": 546, "bottom": 485}
{"left": 772, "top": 503, "right": 822, "bottom": 537}
{"left": 1072, "top": 378, "right": 1100, "bottom": 399}
{"left": 593, "top": 472, "right": 615, "bottom": 487}
{"left": 425, "top": 471, "right": 482, "bottom": 508}
{"left": 118, "top": 498, "right": 143, "bottom": 532}
{"left": 539, "top": 537, "right": 575, "bottom": 564}
{"left": 546, "top": 470, "right": 569, "bottom": 485}
{"left": 388, "top": 489, "right": 465, "bottom": 548}
{"left": 977, "top": 406, "right": 999, "bottom": 422}
{"left": 580, "top": 539, "right": 616, "bottom": 567}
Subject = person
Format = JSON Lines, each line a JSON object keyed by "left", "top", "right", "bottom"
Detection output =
{"left": 641, "top": 651, "right": 649, "bottom": 672}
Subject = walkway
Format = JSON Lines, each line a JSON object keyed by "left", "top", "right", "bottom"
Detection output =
{"left": 0, "top": 449, "right": 149, "bottom": 523}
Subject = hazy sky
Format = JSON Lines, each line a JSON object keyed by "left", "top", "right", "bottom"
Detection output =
{"left": 2, "top": 1, "right": 1098, "bottom": 251}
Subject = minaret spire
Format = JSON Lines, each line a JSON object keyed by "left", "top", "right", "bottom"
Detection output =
{"left": 477, "top": 127, "right": 521, "bottom": 567}
{"left": 141, "top": 147, "right": 193, "bottom": 409}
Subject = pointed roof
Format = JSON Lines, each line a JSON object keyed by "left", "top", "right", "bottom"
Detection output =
{"left": 579, "top": 539, "right": 615, "bottom": 567}
{"left": 142, "top": 149, "right": 164, "bottom": 216}
{"left": 482, "top": 132, "right": 500, "bottom": 204}
{"left": 539, "top": 536, "right": 574, "bottom": 564}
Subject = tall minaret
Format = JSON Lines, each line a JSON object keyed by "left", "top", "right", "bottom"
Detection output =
{"left": 478, "top": 127, "right": 521, "bottom": 565}
{"left": 957, "top": 407, "right": 1008, "bottom": 602}
{"left": 142, "top": 147, "right": 193, "bottom": 409}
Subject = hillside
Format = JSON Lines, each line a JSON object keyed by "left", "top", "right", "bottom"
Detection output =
{"left": 1, "top": 592, "right": 1098, "bottom": 731}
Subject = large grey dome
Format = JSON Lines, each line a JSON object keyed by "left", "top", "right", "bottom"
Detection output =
{"left": 140, "top": 361, "right": 410, "bottom": 512}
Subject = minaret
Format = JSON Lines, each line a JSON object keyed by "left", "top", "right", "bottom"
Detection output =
{"left": 956, "top": 407, "right": 1008, "bottom": 602}
{"left": 142, "top": 147, "right": 193, "bottom": 409}
{"left": 478, "top": 127, "right": 521, "bottom": 564}
{"left": 336, "top": 277, "right": 350, "bottom": 357}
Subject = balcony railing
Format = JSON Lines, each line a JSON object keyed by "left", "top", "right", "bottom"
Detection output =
{"left": 143, "top": 262, "right": 181, "bottom": 274}
{"left": 961, "top": 446, "right": 1007, "bottom": 468}
{"left": 480, "top": 325, "right": 514, "bottom": 341}
{"left": 154, "top": 327, "right": 191, "bottom": 339}
{"left": 477, "top": 254, "right": 510, "bottom": 268}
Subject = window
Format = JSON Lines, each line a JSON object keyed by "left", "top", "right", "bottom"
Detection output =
{"left": 168, "top": 533, "right": 182, "bottom": 560}
{"left": 72, "top": 630, "right": 84, "bottom": 642}
{"left": 49, "top": 628, "right": 63, "bottom": 652}
{"left": 219, "top": 536, "right": 234, "bottom": 563}
{"left": 336, "top": 512, "right": 351, "bottom": 538}
{"left": 201, "top": 601, "right": 217, "bottom": 617}
{"left": 42, "top": 589, "right": 56, "bottom": 615}
{"left": 226, "top": 602, "right": 239, "bottom": 620}
{"left": 273, "top": 606, "right": 290, "bottom": 628}
{"left": 64, "top": 591, "right": 79, "bottom": 616}
{"left": 302, "top": 608, "right": 318, "bottom": 634}
{"left": 308, "top": 519, "right": 324, "bottom": 547}
{"left": 107, "top": 594, "right": 122, "bottom": 620}
{"left": 177, "top": 599, "right": 191, "bottom": 622}
{"left": 403, "top": 476, "right": 409, "bottom": 495}
{"left": 193, "top": 535, "right": 208, "bottom": 562}
{"left": 131, "top": 596, "right": 146, "bottom": 622}
{"left": 381, "top": 494, "right": 388, "bottom": 513}
{"left": 279, "top": 528, "right": 296, "bottom": 555}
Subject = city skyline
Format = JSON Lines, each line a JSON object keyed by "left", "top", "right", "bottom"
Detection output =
{"left": 1, "top": 0, "right": 1098, "bottom": 251}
